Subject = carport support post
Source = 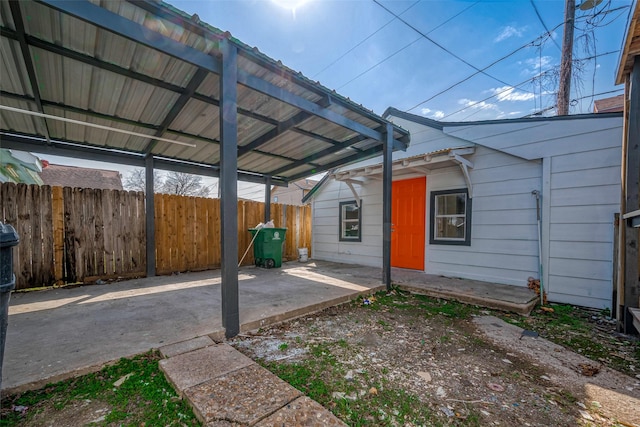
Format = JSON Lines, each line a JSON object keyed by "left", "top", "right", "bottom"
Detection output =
{"left": 145, "top": 155, "right": 155, "bottom": 277}
{"left": 265, "top": 176, "right": 271, "bottom": 223}
{"left": 220, "top": 39, "right": 240, "bottom": 338}
{"left": 382, "top": 123, "right": 393, "bottom": 290}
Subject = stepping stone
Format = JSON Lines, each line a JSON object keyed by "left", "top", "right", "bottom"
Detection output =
{"left": 184, "top": 364, "right": 301, "bottom": 425}
{"left": 160, "top": 344, "right": 254, "bottom": 395}
{"left": 255, "top": 396, "right": 347, "bottom": 426}
{"left": 159, "top": 336, "right": 215, "bottom": 358}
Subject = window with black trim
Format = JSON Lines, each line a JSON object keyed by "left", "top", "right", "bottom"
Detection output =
{"left": 339, "top": 201, "right": 361, "bottom": 242}
{"left": 430, "top": 189, "right": 471, "bottom": 246}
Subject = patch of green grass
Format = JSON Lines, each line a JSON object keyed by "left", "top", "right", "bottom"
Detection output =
{"left": 496, "top": 304, "right": 640, "bottom": 378}
{"left": 278, "top": 342, "right": 289, "bottom": 351}
{"left": 0, "top": 351, "right": 200, "bottom": 427}
{"left": 261, "top": 339, "right": 478, "bottom": 427}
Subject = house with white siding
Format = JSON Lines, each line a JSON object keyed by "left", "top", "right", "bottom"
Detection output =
{"left": 304, "top": 108, "right": 623, "bottom": 310}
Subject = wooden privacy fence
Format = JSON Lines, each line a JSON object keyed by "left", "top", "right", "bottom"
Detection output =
{"left": 0, "top": 183, "right": 312, "bottom": 290}
{"left": 154, "top": 195, "right": 311, "bottom": 274}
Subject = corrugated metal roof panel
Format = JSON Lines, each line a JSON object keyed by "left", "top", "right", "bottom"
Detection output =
{"left": 151, "top": 136, "right": 218, "bottom": 162}
{"left": 297, "top": 116, "right": 357, "bottom": 142}
{"left": 196, "top": 73, "right": 220, "bottom": 98}
{"left": 237, "top": 85, "right": 301, "bottom": 123}
{"left": 280, "top": 164, "right": 315, "bottom": 179}
{"left": 1, "top": 98, "right": 47, "bottom": 136}
{"left": 171, "top": 98, "right": 220, "bottom": 139}
{"left": 44, "top": 105, "right": 154, "bottom": 151}
{"left": 1, "top": 0, "right": 410, "bottom": 186}
{"left": 258, "top": 131, "right": 333, "bottom": 159}
{"left": 238, "top": 151, "right": 291, "bottom": 173}
{"left": 237, "top": 115, "right": 275, "bottom": 146}
{"left": 0, "top": 1, "right": 15, "bottom": 29}
{"left": 1, "top": 38, "right": 32, "bottom": 97}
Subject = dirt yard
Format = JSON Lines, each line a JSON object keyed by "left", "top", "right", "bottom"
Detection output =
{"left": 3, "top": 288, "right": 639, "bottom": 426}
{"left": 231, "top": 289, "right": 640, "bottom": 427}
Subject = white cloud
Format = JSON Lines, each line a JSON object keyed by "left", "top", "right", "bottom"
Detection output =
{"left": 421, "top": 108, "right": 445, "bottom": 120}
{"left": 520, "top": 56, "right": 554, "bottom": 75}
{"left": 458, "top": 98, "right": 498, "bottom": 111}
{"left": 494, "top": 25, "right": 526, "bottom": 42}
{"left": 489, "top": 86, "right": 535, "bottom": 102}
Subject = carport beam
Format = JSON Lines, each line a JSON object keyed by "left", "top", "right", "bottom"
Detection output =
{"left": 382, "top": 123, "right": 393, "bottom": 290}
{"left": 220, "top": 40, "right": 240, "bottom": 338}
{"left": 145, "top": 156, "right": 156, "bottom": 277}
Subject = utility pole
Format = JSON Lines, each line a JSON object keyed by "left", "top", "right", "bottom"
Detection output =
{"left": 557, "top": 0, "right": 575, "bottom": 115}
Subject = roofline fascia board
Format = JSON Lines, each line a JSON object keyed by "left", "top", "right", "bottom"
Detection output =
{"left": 384, "top": 106, "right": 624, "bottom": 127}
{"left": 37, "top": 0, "right": 222, "bottom": 74}
{"left": 332, "top": 147, "right": 475, "bottom": 179}
{"left": 8, "top": 1, "right": 51, "bottom": 143}
{"left": 615, "top": 0, "right": 638, "bottom": 84}
{"left": 0, "top": 133, "right": 287, "bottom": 186}
{"left": 301, "top": 171, "right": 332, "bottom": 204}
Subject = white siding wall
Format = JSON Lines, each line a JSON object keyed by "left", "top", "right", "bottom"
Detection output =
{"left": 425, "top": 146, "right": 541, "bottom": 285}
{"left": 310, "top": 114, "right": 622, "bottom": 309}
{"left": 312, "top": 178, "right": 384, "bottom": 267}
{"left": 545, "top": 144, "right": 621, "bottom": 309}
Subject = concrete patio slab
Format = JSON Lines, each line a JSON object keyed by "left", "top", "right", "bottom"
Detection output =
{"left": 184, "top": 363, "right": 302, "bottom": 425}
{"left": 3, "top": 261, "right": 382, "bottom": 393}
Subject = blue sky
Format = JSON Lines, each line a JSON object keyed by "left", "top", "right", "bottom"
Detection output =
{"left": 171, "top": 0, "right": 631, "bottom": 121}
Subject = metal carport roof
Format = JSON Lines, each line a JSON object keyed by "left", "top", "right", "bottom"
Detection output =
{"left": 0, "top": 0, "right": 409, "bottom": 337}
{"left": 0, "top": 0, "right": 409, "bottom": 185}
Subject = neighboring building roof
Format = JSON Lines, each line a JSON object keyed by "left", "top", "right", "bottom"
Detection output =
{"left": 272, "top": 178, "right": 318, "bottom": 205}
{"left": 0, "top": 149, "right": 44, "bottom": 185}
{"left": 40, "top": 164, "right": 123, "bottom": 190}
{"left": 594, "top": 95, "right": 624, "bottom": 113}
{"left": 616, "top": 0, "right": 640, "bottom": 84}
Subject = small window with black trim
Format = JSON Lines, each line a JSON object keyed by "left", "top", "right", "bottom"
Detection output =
{"left": 430, "top": 189, "right": 471, "bottom": 246}
{"left": 339, "top": 200, "right": 361, "bottom": 242}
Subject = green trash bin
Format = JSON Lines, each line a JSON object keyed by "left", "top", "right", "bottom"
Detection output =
{"left": 248, "top": 227, "right": 287, "bottom": 268}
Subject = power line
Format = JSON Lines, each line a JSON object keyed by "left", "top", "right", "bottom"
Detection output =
{"left": 405, "top": 22, "right": 564, "bottom": 112}
{"left": 439, "top": 50, "right": 619, "bottom": 120}
{"left": 337, "top": 1, "right": 479, "bottom": 90}
{"left": 529, "top": 0, "right": 562, "bottom": 51}
{"left": 312, "top": 0, "right": 422, "bottom": 79}
{"left": 521, "top": 88, "right": 624, "bottom": 118}
{"left": 372, "top": 0, "right": 516, "bottom": 90}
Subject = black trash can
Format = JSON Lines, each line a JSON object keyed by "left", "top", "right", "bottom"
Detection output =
{"left": 0, "top": 222, "right": 19, "bottom": 391}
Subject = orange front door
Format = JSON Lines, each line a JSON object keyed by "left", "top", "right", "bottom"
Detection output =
{"left": 391, "top": 177, "right": 426, "bottom": 270}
